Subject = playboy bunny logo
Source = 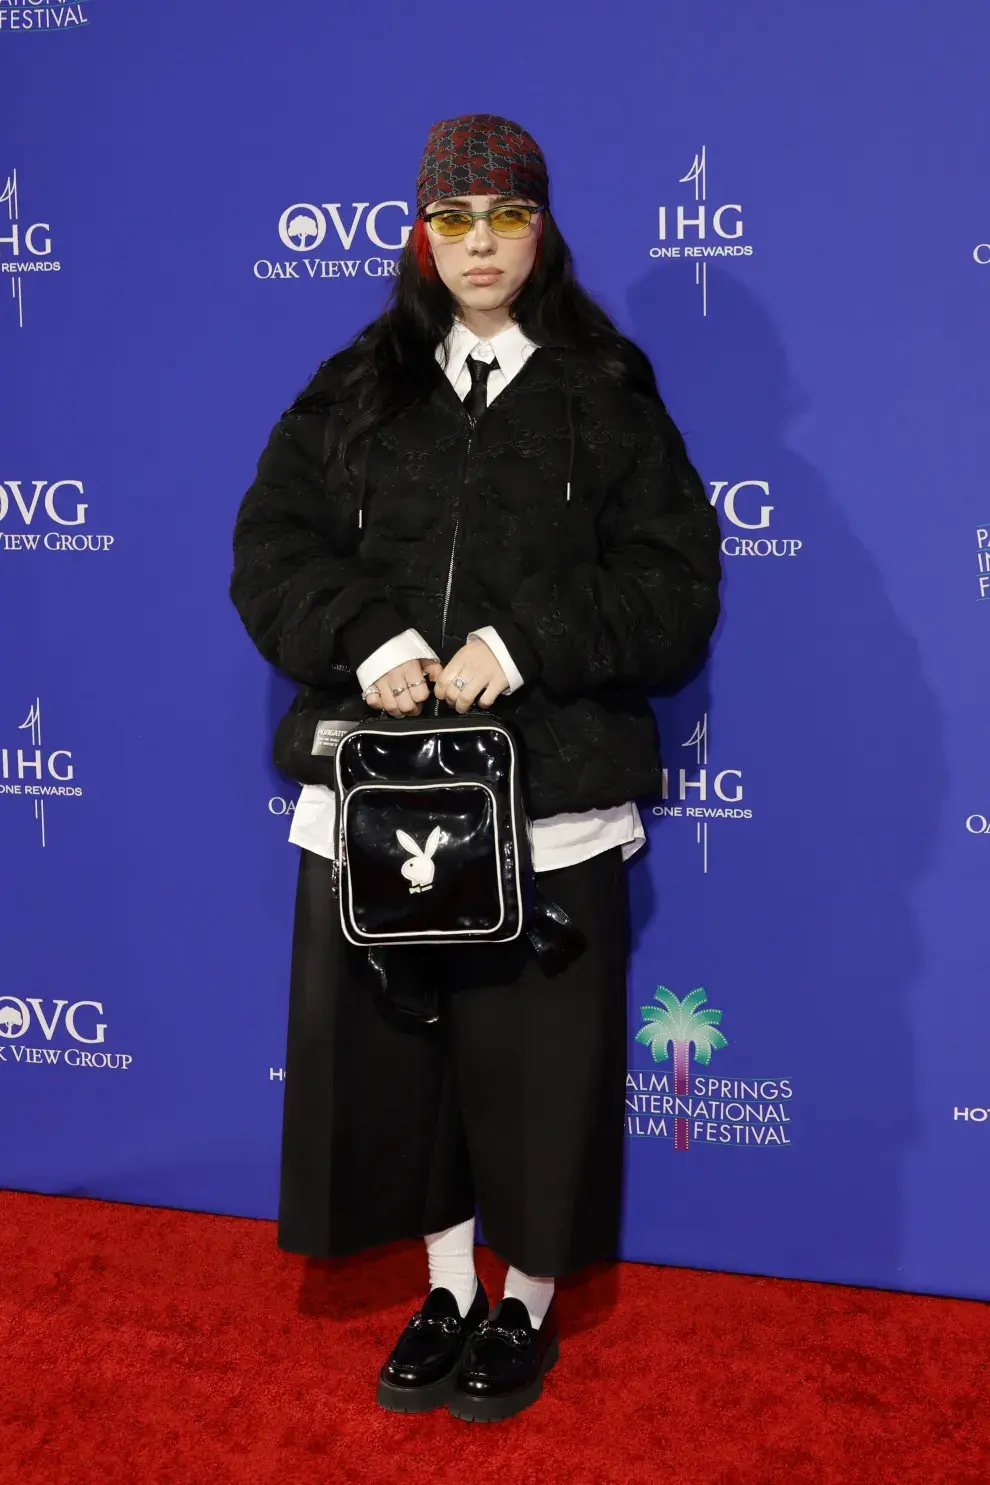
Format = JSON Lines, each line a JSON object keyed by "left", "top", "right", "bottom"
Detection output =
{"left": 396, "top": 826, "right": 442, "bottom": 893}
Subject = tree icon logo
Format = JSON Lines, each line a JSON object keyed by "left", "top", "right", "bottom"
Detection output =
{"left": 285, "top": 212, "right": 320, "bottom": 250}
{"left": 635, "top": 986, "right": 727, "bottom": 1150}
{"left": 0, "top": 1003, "right": 26, "bottom": 1037}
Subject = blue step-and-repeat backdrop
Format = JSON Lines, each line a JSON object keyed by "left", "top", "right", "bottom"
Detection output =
{"left": 3, "top": 0, "right": 989, "bottom": 1300}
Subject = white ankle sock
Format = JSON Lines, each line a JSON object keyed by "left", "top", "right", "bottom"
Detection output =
{"left": 424, "top": 1217, "right": 478, "bottom": 1318}
{"left": 502, "top": 1268, "right": 555, "bottom": 1329}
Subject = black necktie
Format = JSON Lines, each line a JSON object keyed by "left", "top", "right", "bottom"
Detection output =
{"left": 464, "top": 354, "right": 498, "bottom": 424}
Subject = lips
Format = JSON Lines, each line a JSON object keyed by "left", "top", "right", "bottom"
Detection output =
{"left": 465, "top": 268, "right": 503, "bottom": 283}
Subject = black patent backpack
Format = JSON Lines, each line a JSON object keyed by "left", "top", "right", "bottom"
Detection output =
{"left": 334, "top": 712, "right": 532, "bottom": 948}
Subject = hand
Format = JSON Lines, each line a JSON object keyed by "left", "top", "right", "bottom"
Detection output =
{"left": 363, "top": 658, "right": 442, "bottom": 717}
{"left": 433, "top": 640, "right": 508, "bottom": 714}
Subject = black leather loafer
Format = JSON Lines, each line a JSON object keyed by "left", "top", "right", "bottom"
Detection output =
{"left": 376, "top": 1282, "right": 489, "bottom": 1414}
{"left": 448, "top": 1296, "right": 559, "bottom": 1423}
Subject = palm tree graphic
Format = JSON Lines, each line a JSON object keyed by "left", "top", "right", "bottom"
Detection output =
{"left": 635, "top": 987, "right": 727, "bottom": 1150}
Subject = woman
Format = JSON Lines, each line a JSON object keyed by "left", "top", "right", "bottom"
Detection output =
{"left": 230, "top": 114, "right": 721, "bottom": 1423}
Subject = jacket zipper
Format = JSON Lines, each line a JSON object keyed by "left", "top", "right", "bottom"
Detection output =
{"left": 434, "top": 354, "right": 549, "bottom": 654}
{"left": 440, "top": 419, "right": 474, "bottom": 649}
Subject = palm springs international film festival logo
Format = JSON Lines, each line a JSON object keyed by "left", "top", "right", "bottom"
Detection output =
{"left": 651, "top": 713, "right": 749, "bottom": 873}
{"left": 253, "top": 200, "right": 412, "bottom": 283}
{"left": 649, "top": 147, "right": 753, "bottom": 316}
{"left": 0, "top": 700, "right": 81, "bottom": 846}
{"left": 976, "top": 524, "right": 990, "bottom": 600}
{"left": 0, "top": 998, "right": 131, "bottom": 1072}
{"left": 627, "top": 987, "right": 793, "bottom": 1152}
{"left": 0, "top": 1, "right": 91, "bottom": 32}
{"left": 0, "top": 171, "right": 60, "bottom": 328}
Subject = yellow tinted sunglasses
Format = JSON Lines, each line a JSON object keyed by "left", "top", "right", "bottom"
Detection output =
{"left": 422, "top": 204, "right": 544, "bottom": 240}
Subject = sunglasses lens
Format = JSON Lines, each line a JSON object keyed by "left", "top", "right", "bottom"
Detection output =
{"left": 427, "top": 207, "right": 536, "bottom": 239}
{"left": 429, "top": 212, "right": 473, "bottom": 238}
{"left": 490, "top": 206, "right": 533, "bottom": 235}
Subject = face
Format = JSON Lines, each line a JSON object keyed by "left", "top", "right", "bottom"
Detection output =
{"left": 423, "top": 193, "right": 541, "bottom": 314}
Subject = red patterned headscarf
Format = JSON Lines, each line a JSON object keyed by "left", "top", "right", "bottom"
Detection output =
{"left": 416, "top": 114, "right": 550, "bottom": 212}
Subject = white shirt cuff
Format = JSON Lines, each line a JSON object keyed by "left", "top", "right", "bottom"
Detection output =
{"left": 356, "top": 629, "right": 438, "bottom": 693}
{"left": 467, "top": 626, "right": 525, "bottom": 695}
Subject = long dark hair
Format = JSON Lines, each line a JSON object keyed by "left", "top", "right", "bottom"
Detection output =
{"left": 316, "top": 209, "right": 660, "bottom": 464}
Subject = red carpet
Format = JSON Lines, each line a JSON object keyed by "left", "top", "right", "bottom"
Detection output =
{"left": 0, "top": 1192, "right": 987, "bottom": 1484}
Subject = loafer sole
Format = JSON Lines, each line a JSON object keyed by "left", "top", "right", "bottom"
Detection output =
{"left": 447, "top": 1335, "right": 560, "bottom": 1423}
{"left": 376, "top": 1360, "right": 461, "bottom": 1414}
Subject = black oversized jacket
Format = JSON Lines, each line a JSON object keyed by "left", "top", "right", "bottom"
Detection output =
{"left": 230, "top": 343, "right": 721, "bottom": 819}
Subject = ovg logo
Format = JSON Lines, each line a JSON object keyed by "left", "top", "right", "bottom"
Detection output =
{"left": 0, "top": 699, "right": 82, "bottom": 845}
{"left": 649, "top": 146, "right": 753, "bottom": 316}
{"left": 709, "top": 479, "right": 803, "bottom": 559}
{"left": 283, "top": 210, "right": 323, "bottom": 250}
{"left": 0, "top": 996, "right": 132, "bottom": 1070}
{"left": 0, "top": 170, "right": 61, "bottom": 328}
{"left": 0, "top": 479, "right": 114, "bottom": 554}
{"left": 0, "top": 1004, "right": 24, "bottom": 1036}
{"left": 254, "top": 200, "right": 412, "bottom": 283}
{"left": 627, "top": 985, "right": 793, "bottom": 1151}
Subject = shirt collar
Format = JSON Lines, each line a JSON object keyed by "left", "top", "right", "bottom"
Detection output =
{"left": 438, "top": 319, "right": 538, "bottom": 385}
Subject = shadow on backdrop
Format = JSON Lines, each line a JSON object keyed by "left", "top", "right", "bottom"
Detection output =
{"left": 619, "top": 262, "right": 946, "bottom": 1288}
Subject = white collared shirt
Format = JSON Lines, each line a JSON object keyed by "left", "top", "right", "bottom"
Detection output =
{"left": 438, "top": 316, "right": 537, "bottom": 400}
{"left": 289, "top": 320, "right": 644, "bottom": 871}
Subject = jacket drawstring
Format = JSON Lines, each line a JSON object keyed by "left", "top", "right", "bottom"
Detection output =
{"left": 355, "top": 435, "right": 371, "bottom": 531}
{"left": 562, "top": 349, "right": 575, "bottom": 504}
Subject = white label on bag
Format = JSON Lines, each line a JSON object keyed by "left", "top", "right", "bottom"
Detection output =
{"left": 311, "top": 720, "right": 360, "bottom": 758}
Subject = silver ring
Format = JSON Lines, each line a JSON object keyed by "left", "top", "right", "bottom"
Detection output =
{"left": 391, "top": 685, "right": 406, "bottom": 696}
{"left": 453, "top": 676, "right": 467, "bottom": 691}
{"left": 363, "top": 686, "right": 380, "bottom": 699}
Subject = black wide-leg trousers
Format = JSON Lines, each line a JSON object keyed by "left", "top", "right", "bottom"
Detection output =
{"left": 277, "top": 845, "right": 629, "bottom": 1277}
